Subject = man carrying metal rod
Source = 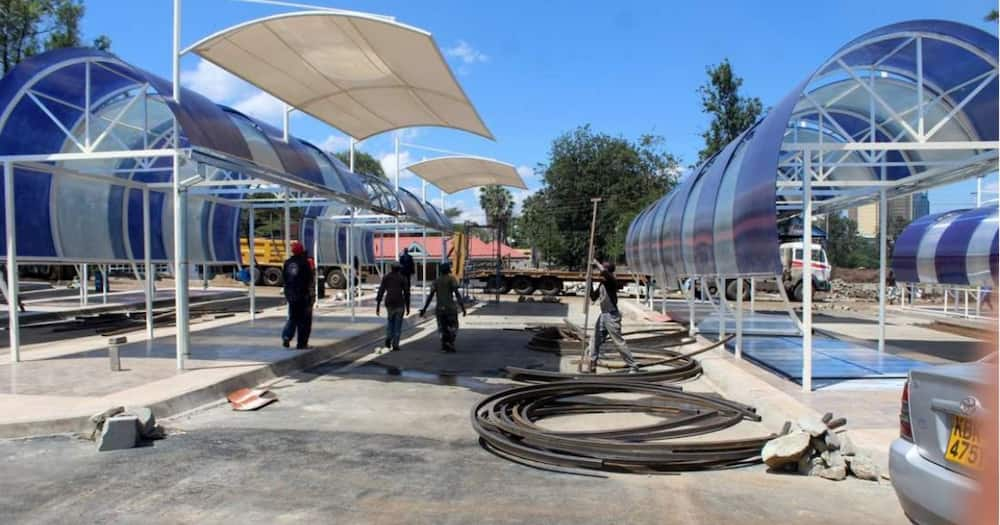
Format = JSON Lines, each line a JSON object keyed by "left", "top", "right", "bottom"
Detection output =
{"left": 419, "top": 261, "right": 466, "bottom": 353}
{"left": 588, "top": 259, "right": 639, "bottom": 373}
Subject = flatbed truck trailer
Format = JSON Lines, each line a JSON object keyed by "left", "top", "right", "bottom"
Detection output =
{"left": 468, "top": 268, "right": 645, "bottom": 296}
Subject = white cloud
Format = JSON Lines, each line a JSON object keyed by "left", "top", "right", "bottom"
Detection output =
{"left": 511, "top": 188, "right": 533, "bottom": 214}
{"left": 379, "top": 150, "right": 414, "bottom": 181}
{"left": 180, "top": 58, "right": 290, "bottom": 126}
{"left": 455, "top": 202, "right": 486, "bottom": 225}
{"left": 317, "top": 134, "right": 351, "bottom": 153}
{"left": 445, "top": 40, "right": 489, "bottom": 64}
{"left": 232, "top": 91, "right": 287, "bottom": 123}
{"left": 180, "top": 60, "right": 245, "bottom": 101}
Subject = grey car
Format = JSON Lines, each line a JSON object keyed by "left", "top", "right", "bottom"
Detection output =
{"left": 889, "top": 356, "right": 994, "bottom": 525}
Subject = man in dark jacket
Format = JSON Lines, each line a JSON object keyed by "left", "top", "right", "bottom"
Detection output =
{"left": 399, "top": 248, "right": 415, "bottom": 294}
{"left": 376, "top": 263, "right": 410, "bottom": 351}
{"left": 281, "top": 241, "right": 315, "bottom": 349}
{"left": 419, "top": 262, "right": 466, "bottom": 352}
{"left": 589, "top": 261, "right": 638, "bottom": 372}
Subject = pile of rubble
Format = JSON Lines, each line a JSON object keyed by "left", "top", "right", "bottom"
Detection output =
{"left": 83, "top": 406, "right": 165, "bottom": 452}
{"left": 762, "top": 413, "right": 881, "bottom": 482}
{"left": 826, "top": 279, "right": 879, "bottom": 301}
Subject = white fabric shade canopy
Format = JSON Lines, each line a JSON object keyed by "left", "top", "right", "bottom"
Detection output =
{"left": 187, "top": 10, "right": 493, "bottom": 141}
{"left": 405, "top": 156, "right": 527, "bottom": 193}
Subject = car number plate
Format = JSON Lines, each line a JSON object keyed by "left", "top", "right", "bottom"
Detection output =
{"left": 945, "top": 415, "right": 982, "bottom": 469}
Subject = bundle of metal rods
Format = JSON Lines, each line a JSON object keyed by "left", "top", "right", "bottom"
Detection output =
{"left": 507, "top": 335, "right": 733, "bottom": 383}
{"left": 472, "top": 380, "right": 778, "bottom": 474}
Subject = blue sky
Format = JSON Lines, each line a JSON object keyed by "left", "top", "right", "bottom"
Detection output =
{"left": 82, "top": 0, "right": 999, "bottom": 222}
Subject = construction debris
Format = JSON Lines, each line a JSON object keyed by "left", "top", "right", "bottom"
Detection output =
{"left": 97, "top": 415, "right": 139, "bottom": 452}
{"left": 227, "top": 388, "right": 278, "bottom": 411}
{"left": 472, "top": 380, "right": 776, "bottom": 475}
{"left": 762, "top": 413, "right": 880, "bottom": 482}
{"left": 88, "top": 405, "right": 166, "bottom": 451}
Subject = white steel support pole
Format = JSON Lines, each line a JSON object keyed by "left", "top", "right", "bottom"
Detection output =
{"left": 348, "top": 210, "right": 355, "bottom": 322}
{"left": 688, "top": 278, "right": 696, "bottom": 336}
{"left": 202, "top": 263, "right": 208, "bottom": 290}
{"left": 421, "top": 180, "right": 428, "bottom": 302}
{"left": 81, "top": 264, "right": 89, "bottom": 305}
{"left": 283, "top": 188, "right": 291, "bottom": 256}
{"left": 248, "top": 204, "right": 256, "bottom": 321}
{"left": 172, "top": 161, "right": 189, "bottom": 368}
{"left": 878, "top": 188, "right": 888, "bottom": 353}
{"left": 717, "top": 277, "right": 725, "bottom": 340}
{"left": 802, "top": 152, "right": 814, "bottom": 393}
{"left": 313, "top": 219, "right": 320, "bottom": 308}
{"left": 735, "top": 277, "right": 744, "bottom": 360}
{"left": 5, "top": 161, "right": 19, "bottom": 363}
{"left": 282, "top": 103, "right": 290, "bottom": 142}
{"left": 394, "top": 135, "right": 400, "bottom": 258}
{"left": 750, "top": 278, "right": 756, "bottom": 312}
{"left": 102, "top": 265, "right": 108, "bottom": 302}
{"left": 171, "top": 0, "right": 188, "bottom": 370}
{"left": 143, "top": 188, "right": 153, "bottom": 339}
{"left": 349, "top": 138, "right": 355, "bottom": 171}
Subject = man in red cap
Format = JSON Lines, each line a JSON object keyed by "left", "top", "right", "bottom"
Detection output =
{"left": 281, "top": 240, "right": 315, "bottom": 349}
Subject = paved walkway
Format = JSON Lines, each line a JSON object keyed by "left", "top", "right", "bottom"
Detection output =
{"left": 0, "top": 297, "right": 394, "bottom": 438}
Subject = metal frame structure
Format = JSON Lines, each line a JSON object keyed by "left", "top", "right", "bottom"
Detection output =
{"left": 0, "top": 1, "right": 466, "bottom": 369}
{"left": 626, "top": 20, "right": 998, "bottom": 391}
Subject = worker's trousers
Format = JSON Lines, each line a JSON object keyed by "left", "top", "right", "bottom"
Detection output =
{"left": 385, "top": 307, "right": 404, "bottom": 349}
{"left": 282, "top": 299, "right": 313, "bottom": 349}
{"left": 590, "top": 310, "right": 636, "bottom": 368}
{"left": 436, "top": 309, "right": 459, "bottom": 350}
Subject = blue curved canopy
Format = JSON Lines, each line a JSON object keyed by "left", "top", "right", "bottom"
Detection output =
{"left": 626, "top": 20, "right": 998, "bottom": 282}
{"left": 892, "top": 206, "right": 998, "bottom": 286}
{"left": 0, "top": 47, "right": 393, "bottom": 263}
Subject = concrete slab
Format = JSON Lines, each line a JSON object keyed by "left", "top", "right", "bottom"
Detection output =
{"left": 0, "top": 302, "right": 432, "bottom": 438}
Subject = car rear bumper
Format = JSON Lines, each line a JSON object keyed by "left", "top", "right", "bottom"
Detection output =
{"left": 889, "top": 438, "right": 977, "bottom": 525}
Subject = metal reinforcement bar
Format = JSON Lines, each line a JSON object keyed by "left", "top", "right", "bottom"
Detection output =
{"left": 506, "top": 335, "right": 734, "bottom": 383}
{"left": 471, "top": 380, "right": 778, "bottom": 475}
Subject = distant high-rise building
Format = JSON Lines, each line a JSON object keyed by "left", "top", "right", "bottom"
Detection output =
{"left": 912, "top": 192, "right": 930, "bottom": 219}
{"left": 848, "top": 194, "right": 923, "bottom": 239}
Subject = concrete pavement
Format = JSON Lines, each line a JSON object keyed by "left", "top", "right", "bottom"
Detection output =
{"left": 0, "top": 296, "right": 908, "bottom": 524}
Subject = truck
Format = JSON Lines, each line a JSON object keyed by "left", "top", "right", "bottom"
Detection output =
{"left": 696, "top": 241, "right": 832, "bottom": 301}
{"left": 239, "top": 238, "right": 358, "bottom": 289}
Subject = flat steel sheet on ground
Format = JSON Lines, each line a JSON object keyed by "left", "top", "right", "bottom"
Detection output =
{"left": 725, "top": 336, "right": 927, "bottom": 384}
{"left": 698, "top": 312, "right": 801, "bottom": 336}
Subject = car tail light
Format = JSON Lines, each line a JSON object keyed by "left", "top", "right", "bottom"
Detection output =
{"left": 899, "top": 379, "right": 913, "bottom": 441}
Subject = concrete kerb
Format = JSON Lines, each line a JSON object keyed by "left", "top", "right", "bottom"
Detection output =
{"left": 695, "top": 342, "right": 825, "bottom": 433}
{"left": 0, "top": 310, "right": 443, "bottom": 439}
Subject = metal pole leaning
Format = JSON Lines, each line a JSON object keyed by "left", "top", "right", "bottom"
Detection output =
{"left": 5, "top": 161, "right": 19, "bottom": 363}
{"left": 143, "top": 187, "right": 153, "bottom": 340}
{"left": 579, "top": 197, "right": 601, "bottom": 373}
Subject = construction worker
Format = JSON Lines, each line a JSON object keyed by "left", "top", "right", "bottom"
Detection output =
{"left": 281, "top": 241, "right": 315, "bottom": 349}
{"left": 399, "top": 247, "right": 415, "bottom": 295}
{"left": 375, "top": 263, "right": 410, "bottom": 351}
{"left": 589, "top": 260, "right": 638, "bottom": 372}
{"left": 419, "top": 261, "right": 466, "bottom": 352}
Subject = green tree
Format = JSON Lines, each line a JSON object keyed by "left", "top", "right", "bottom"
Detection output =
{"left": 520, "top": 126, "right": 679, "bottom": 269}
{"left": 825, "top": 212, "right": 879, "bottom": 268}
{"left": 987, "top": 9, "right": 998, "bottom": 21}
{"left": 443, "top": 206, "right": 462, "bottom": 219}
{"left": 697, "top": 59, "right": 763, "bottom": 161}
{"left": 333, "top": 150, "right": 386, "bottom": 180}
{"left": 477, "top": 184, "right": 514, "bottom": 243}
{"left": 0, "top": 0, "right": 111, "bottom": 74}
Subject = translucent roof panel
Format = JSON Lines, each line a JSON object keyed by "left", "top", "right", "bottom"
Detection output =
{"left": 626, "top": 20, "right": 998, "bottom": 282}
{"left": 188, "top": 11, "right": 493, "bottom": 141}
{"left": 404, "top": 156, "right": 526, "bottom": 193}
{"left": 892, "top": 206, "right": 998, "bottom": 286}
